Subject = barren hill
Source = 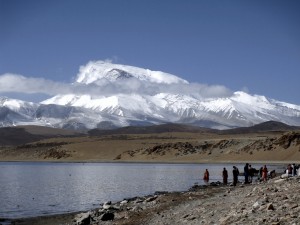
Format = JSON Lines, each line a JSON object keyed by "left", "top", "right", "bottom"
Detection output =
{"left": 1, "top": 122, "right": 300, "bottom": 163}
{"left": 220, "top": 121, "right": 300, "bottom": 134}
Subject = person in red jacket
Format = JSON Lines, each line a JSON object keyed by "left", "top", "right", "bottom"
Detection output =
{"left": 203, "top": 169, "right": 209, "bottom": 182}
{"left": 262, "top": 165, "right": 268, "bottom": 181}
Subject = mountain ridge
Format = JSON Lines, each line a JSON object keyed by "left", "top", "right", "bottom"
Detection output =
{"left": 1, "top": 61, "right": 300, "bottom": 130}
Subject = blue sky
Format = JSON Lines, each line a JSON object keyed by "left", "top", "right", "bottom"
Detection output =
{"left": 0, "top": 0, "right": 300, "bottom": 104}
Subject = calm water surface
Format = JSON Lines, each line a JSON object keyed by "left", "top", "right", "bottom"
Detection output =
{"left": 0, "top": 162, "right": 284, "bottom": 219}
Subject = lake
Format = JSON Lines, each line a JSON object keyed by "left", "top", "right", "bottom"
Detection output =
{"left": 0, "top": 162, "right": 285, "bottom": 219}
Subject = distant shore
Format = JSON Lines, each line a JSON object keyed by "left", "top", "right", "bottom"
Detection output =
{"left": 0, "top": 159, "right": 297, "bottom": 164}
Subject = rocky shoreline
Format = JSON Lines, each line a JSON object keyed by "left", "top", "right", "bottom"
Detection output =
{"left": 8, "top": 174, "right": 300, "bottom": 225}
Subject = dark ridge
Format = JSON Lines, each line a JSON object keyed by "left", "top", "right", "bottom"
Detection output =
{"left": 88, "top": 123, "right": 216, "bottom": 136}
{"left": 0, "top": 127, "right": 45, "bottom": 146}
{"left": 220, "top": 121, "right": 300, "bottom": 134}
{"left": 0, "top": 126, "right": 83, "bottom": 146}
{"left": 89, "top": 121, "right": 300, "bottom": 136}
{"left": 18, "top": 125, "right": 83, "bottom": 136}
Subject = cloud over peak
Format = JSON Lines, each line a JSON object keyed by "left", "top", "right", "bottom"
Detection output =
{"left": 0, "top": 60, "right": 232, "bottom": 102}
{"left": 75, "top": 60, "right": 189, "bottom": 85}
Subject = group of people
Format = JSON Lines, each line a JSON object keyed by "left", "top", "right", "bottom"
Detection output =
{"left": 244, "top": 163, "right": 269, "bottom": 183}
{"left": 203, "top": 164, "right": 270, "bottom": 186}
{"left": 286, "top": 163, "right": 299, "bottom": 176}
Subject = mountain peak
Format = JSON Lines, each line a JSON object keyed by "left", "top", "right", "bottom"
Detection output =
{"left": 232, "top": 91, "right": 271, "bottom": 108}
{"left": 76, "top": 60, "right": 188, "bottom": 85}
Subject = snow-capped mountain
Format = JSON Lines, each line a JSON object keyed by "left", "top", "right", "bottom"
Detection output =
{"left": 76, "top": 60, "right": 188, "bottom": 84}
{"left": 1, "top": 61, "right": 300, "bottom": 130}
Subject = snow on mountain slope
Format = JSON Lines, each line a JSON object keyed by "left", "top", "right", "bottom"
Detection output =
{"left": 0, "top": 97, "right": 38, "bottom": 119}
{"left": 0, "top": 96, "right": 143, "bottom": 130}
{"left": 42, "top": 89, "right": 300, "bottom": 129}
{"left": 3, "top": 90, "right": 300, "bottom": 130}
{"left": 272, "top": 100, "right": 300, "bottom": 112}
{"left": 0, "top": 97, "right": 37, "bottom": 112}
{"left": 43, "top": 93, "right": 176, "bottom": 122}
{"left": 147, "top": 92, "right": 300, "bottom": 127}
{"left": 0, "top": 97, "right": 40, "bottom": 126}
{"left": 76, "top": 60, "right": 188, "bottom": 84}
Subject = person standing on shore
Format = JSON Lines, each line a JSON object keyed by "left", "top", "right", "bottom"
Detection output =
{"left": 244, "top": 163, "right": 249, "bottom": 184}
{"left": 259, "top": 166, "right": 263, "bottom": 180}
{"left": 287, "top": 164, "right": 292, "bottom": 175}
{"left": 292, "top": 163, "right": 297, "bottom": 176}
{"left": 248, "top": 164, "right": 253, "bottom": 183}
{"left": 262, "top": 165, "right": 268, "bottom": 181}
{"left": 222, "top": 167, "right": 228, "bottom": 185}
{"left": 203, "top": 169, "right": 209, "bottom": 183}
{"left": 232, "top": 166, "right": 239, "bottom": 186}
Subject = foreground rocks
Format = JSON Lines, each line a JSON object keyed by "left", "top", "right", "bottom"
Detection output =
{"left": 71, "top": 176, "right": 300, "bottom": 225}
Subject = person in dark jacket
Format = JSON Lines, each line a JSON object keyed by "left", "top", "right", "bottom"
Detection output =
{"left": 222, "top": 167, "right": 228, "bottom": 185}
{"left": 244, "top": 163, "right": 249, "bottom": 184}
{"left": 233, "top": 166, "right": 239, "bottom": 186}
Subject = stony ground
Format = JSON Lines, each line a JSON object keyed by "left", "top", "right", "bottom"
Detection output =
{"left": 12, "top": 175, "right": 300, "bottom": 225}
{"left": 113, "top": 176, "right": 300, "bottom": 225}
{"left": 142, "top": 176, "right": 300, "bottom": 225}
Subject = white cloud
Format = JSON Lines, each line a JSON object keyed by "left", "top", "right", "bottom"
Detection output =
{"left": 0, "top": 63, "right": 233, "bottom": 101}
{"left": 69, "top": 78, "right": 232, "bottom": 99}
{"left": 0, "top": 73, "right": 71, "bottom": 95}
{"left": 77, "top": 79, "right": 231, "bottom": 101}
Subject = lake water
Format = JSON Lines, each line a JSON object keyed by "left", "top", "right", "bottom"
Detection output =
{"left": 0, "top": 162, "right": 285, "bottom": 219}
